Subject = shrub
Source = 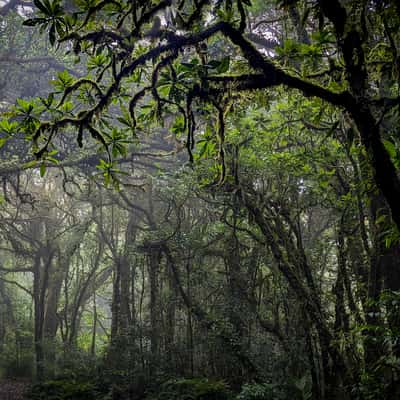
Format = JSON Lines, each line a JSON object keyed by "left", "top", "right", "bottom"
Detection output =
{"left": 148, "top": 378, "right": 231, "bottom": 400}
{"left": 27, "top": 380, "right": 97, "bottom": 400}
{"left": 1, "top": 355, "right": 34, "bottom": 379}
{"left": 236, "top": 382, "right": 306, "bottom": 400}
{"left": 236, "top": 383, "right": 281, "bottom": 400}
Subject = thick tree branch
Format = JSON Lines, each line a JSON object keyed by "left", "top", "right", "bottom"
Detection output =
{"left": 245, "top": 32, "right": 279, "bottom": 50}
{"left": 37, "top": 22, "right": 353, "bottom": 150}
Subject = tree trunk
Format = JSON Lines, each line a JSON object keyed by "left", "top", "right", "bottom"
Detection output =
{"left": 33, "top": 252, "right": 44, "bottom": 381}
{"left": 148, "top": 246, "right": 161, "bottom": 377}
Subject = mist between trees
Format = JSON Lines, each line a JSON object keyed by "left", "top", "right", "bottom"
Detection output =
{"left": 1, "top": 1, "right": 400, "bottom": 400}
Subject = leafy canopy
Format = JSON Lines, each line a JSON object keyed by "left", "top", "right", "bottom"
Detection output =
{"left": 2, "top": 0, "right": 400, "bottom": 228}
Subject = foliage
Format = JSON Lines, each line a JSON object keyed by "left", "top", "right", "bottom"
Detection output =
{"left": 0, "top": 350, "right": 34, "bottom": 379}
{"left": 236, "top": 381, "right": 309, "bottom": 400}
{"left": 28, "top": 380, "right": 97, "bottom": 400}
{"left": 236, "top": 383, "right": 283, "bottom": 400}
{"left": 1, "top": 1, "right": 400, "bottom": 399}
{"left": 147, "top": 378, "right": 231, "bottom": 400}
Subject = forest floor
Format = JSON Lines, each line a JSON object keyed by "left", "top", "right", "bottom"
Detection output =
{"left": 0, "top": 379, "right": 31, "bottom": 400}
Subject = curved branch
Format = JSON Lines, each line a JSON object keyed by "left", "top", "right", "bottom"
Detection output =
{"left": 34, "top": 22, "right": 356, "bottom": 166}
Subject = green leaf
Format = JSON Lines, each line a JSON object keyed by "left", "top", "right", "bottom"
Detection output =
{"left": 383, "top": 139, "right": 396, "bottom": 159}
{"left": 40, "top": 163, "right": 47, "bottom": 177}
{"left": 116, "top": 116, "right": 132, "bottom": 128}
{"left": 55, "top": 20, "right": 65, "bottom": 37}
{"left": 217, "top": 56, "right": 230, "bottom": 74}
{"left": 39, "top": 92, "right": 55, "bottom": 108}
{"left": 42, "top": 0, "right": 53, "bottom": 13}
{"left": 23, "top": 18, "right": 47, "bottom": 26}
{"left": 16, "top": 98, "right": 35, "bottom": 113}
{"left": 0, "top": 119, "right": 18, "bottom": 134}
{"left": 180, "top": 62, "right": 196, "bottom": 70}
{"left": 23, "top": 160, "right": 38, "bottom": 169}
{"left": 0, "top": 138, "right": 7, "bottom": 148}
{"left": 197, "top": 141, "right": 208, "bottom": 159}
{"left": 34, "top": 0, "right": 50, "bottom": 14}
{"left": 47, "top": 156, "right": 59, "bottom": 164}
{"left": 87, "top": 53, "right": 109, "bottom": 70}
{"left": 48, "top": 149, "right": 58, "bottom": 156}
{"left": 217, "top": 9, "right": 234, "bottom": 22}
{"left": 49, "top": 23, "right": 56, "bottom": 46}
{"left": 52, "top": 70, "right": 74, "bottom": 91}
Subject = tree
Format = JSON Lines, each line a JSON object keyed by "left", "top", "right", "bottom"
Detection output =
{"left": 1, "top": 0, "right": 400, "bottom": 230}
{"left": 2, "top": 1, "right": 400, "bottom": 399}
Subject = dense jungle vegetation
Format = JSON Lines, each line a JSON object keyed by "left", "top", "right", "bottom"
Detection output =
{"left": 1, "top": 0, "right": 400, "bottom": 399}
